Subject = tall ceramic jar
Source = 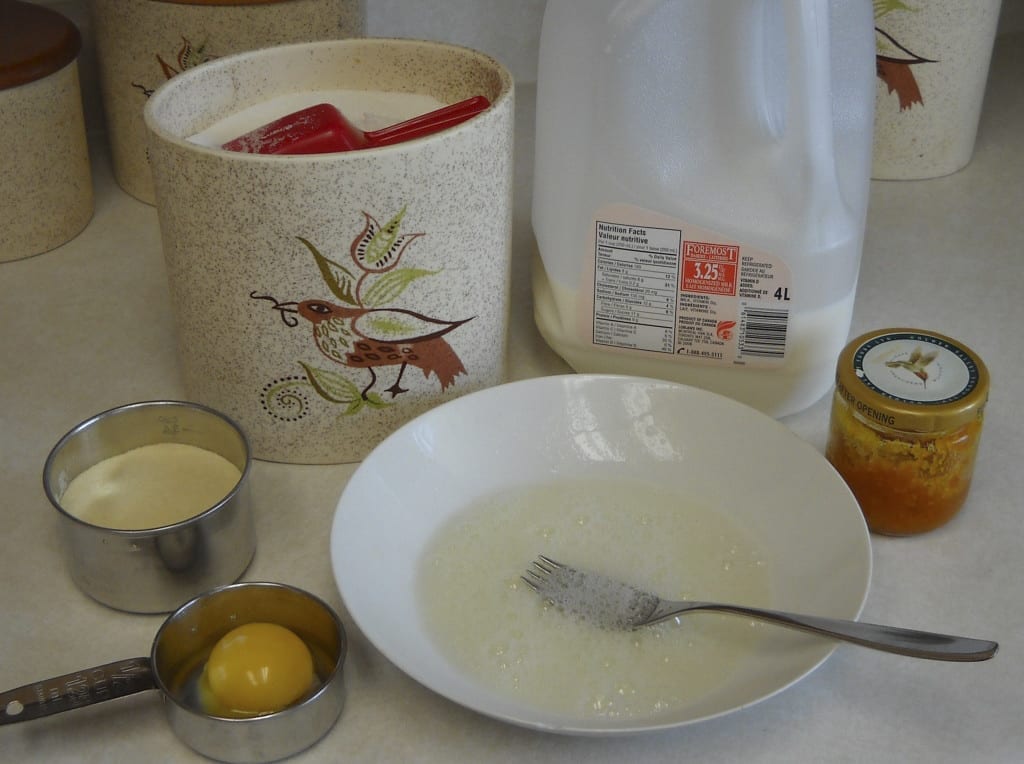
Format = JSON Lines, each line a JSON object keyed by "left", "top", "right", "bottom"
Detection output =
{"left": 89, "top": 0, "right": 365, "bottom": 204}
{"left": 0, "top": 1, "right": 93, "bottom": 261}
{"left": 871, "top": 0, "right": 1002, "bottom": 179}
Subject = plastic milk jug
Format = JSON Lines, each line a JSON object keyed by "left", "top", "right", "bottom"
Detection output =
{"left": 532, "top": 0, "right": 876, "bottom": 417}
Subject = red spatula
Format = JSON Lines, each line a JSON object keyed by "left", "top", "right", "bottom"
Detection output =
{"left": 221, "top": 95, "right": 490, "bottom": 155}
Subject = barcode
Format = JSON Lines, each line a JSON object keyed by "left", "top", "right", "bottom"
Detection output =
{"left": 739, "top": 307, "right": 788, "bottom": 357}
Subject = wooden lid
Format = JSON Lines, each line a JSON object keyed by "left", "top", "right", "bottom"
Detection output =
{"left": 153, "top": 1, "right": 299, "bottom": 5}
{"left": 0, "top": 0, "right": 81, "bottom": 91}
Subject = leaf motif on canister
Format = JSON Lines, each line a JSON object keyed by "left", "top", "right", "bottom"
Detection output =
{"left": 873, "top": 0, "right": 915, "bottom": 19}
{"left": 154, "top": 36, "right": 217, "bottom": 83}
{"left": 351, "top": 209, "right": 424, "bottom": 273}
{"left": 298, "top": 237, "right": 359, "bottom": 305}
{"left": 362, "top": 267, "right": 440, "bottom": 307}
{"left": 299, "top": 362, "right": 391, "bottom": 414}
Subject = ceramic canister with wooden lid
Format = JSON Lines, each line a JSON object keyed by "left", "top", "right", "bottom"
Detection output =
{"left": 89, "top": 0, "right": 366, "bottom": 205}
{"left": 0, "top": 0, "right": 93, "bottom": 262}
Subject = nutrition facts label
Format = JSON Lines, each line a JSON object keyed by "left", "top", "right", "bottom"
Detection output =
{"left": 587, "top": 205, "right": 792, "bottom": 367}
{"left": 592, "top": 221, "right": 681, "bottom": 353}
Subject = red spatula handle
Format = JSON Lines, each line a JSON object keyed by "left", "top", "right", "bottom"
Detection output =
{"left": 364, "top": 95, "right": 490, "bottom": 147}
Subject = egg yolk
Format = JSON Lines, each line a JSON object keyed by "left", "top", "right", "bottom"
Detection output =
{"left": 200, "top": 622, "right": 314, "bottom": 717}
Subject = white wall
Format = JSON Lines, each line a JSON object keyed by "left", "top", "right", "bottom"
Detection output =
{"left": 21, "top": 0, "right": 547, "bottom": 135}
{"left": 18, "top": 0, "right": 1024, "bottom": 137}
{"left": 366, "top": 0, "right": 546, "bottom": 82}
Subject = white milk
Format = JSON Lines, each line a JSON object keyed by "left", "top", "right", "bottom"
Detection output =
{"left": 418, "top": 478, "right": 773, "bottom": 721}
{"left": 188, "top": 89, "right": 448, "bottom": 148}
{"left": 60, "top": 442, "right": 241, "bottom": 529}
{"left": 532, "top": 1, "right": 876, "bottom": 417}
{"left": 534, "top": 270, "right": 858, "bottom": 417}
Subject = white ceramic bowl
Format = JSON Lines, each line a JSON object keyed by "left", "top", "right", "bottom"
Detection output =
{"left": 331, "top": 375, "right": 871, "bottom": 734}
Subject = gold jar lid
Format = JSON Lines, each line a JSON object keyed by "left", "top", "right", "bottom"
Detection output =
{"left": 835, "top": 328, "right": 989, "bottom": 433}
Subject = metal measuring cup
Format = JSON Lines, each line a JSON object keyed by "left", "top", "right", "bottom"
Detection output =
{"left": 43, "top": 400, "right": 255, "bottom": 613}
{"left": 0, "top": 582, "right": 348, "bottom": 763}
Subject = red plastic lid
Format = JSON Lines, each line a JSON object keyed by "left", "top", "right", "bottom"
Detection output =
{"left": 0, "top": 0, "right": 81, "bottom": 91}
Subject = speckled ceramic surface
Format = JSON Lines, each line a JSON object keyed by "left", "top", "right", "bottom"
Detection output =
{"left": 0, "top": 62, "right": 93, "bottom": 262}
{"left": 145, "top": 38, "right": 515, "bottom": 464}
{"left": 90, "top": 0, "right": 365, "bottom": 204}
{"left": 873, "top": 0, "right": 1002, "bottom": 179}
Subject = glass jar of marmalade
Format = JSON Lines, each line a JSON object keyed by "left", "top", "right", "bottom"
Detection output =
{"left": 825, "top": 329, "right": 989, "bottom": 535}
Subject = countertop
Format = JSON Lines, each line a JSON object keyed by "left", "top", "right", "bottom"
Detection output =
{"left": 2, "top": 32, "right": 1022, "bottom": 764}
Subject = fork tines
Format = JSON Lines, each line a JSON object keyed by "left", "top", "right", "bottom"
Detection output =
{"left": 520, "top": 555, "right": 563, "bottom": 591}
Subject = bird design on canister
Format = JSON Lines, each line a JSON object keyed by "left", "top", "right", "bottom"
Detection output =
{"left": 297, "top": 300, "right": 471, "bottom": 399}
{"left": 253, "top": 207, "right": 474, "bottom": 420}
{"left": 874, "top": 1, "right": 936, "bottom": 111}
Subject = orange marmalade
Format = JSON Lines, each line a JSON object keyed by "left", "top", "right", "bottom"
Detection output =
{"left": 825, "top": 329, "right": 988, "bottom": 536}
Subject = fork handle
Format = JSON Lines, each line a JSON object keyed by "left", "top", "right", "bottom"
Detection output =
{"left": 648, "top": 602, "right": 998, "bottom": 662}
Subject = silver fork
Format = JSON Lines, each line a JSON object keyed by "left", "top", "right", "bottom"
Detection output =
{"left": 522, "top": 555, "right": 997, "bottom": 662}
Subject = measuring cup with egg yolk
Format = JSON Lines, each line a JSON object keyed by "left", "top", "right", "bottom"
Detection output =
{"left": 199, "top": 622, "right": 315, "bottom": 717}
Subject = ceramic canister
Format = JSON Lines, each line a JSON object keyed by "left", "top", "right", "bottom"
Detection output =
{"left": 90, "top": 0, "right": 366, "bottom": 204}
{"left": 144, "top": 39, "right": 515, "bottom": 464}
{"left": 0, "top": 1, "right": 93, "bottom": 262}
{"left": 872, "top": 0, "right": 1003, "bottom": 179}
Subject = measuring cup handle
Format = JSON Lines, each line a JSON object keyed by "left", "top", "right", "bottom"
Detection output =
{"left": 0, "top": 657, "right": 155, "bottom": 725}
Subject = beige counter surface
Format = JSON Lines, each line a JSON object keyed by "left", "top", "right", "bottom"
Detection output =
{"left": 2, "top": 33, "right": 1023, "bottom": 764}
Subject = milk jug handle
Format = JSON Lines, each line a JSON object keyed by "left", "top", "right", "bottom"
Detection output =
{"left": 784, "top": 0, "right": 837, "bottom": 173}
